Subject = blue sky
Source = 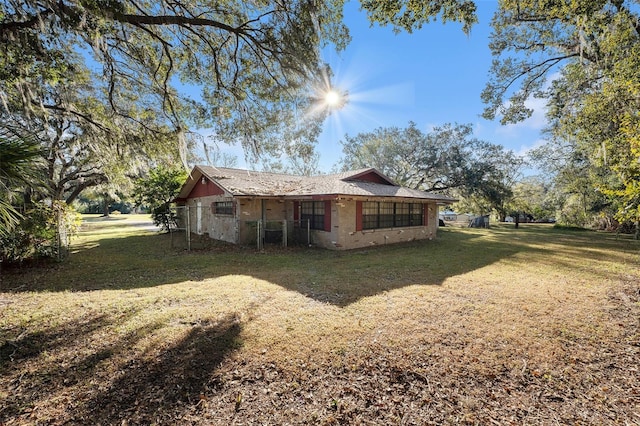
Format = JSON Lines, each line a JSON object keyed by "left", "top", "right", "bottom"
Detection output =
{"left": 222, "top": 1, "right": 548, "bottom": 172}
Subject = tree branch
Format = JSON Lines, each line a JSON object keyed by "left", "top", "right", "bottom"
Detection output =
{"left": 0, "top": 10, "right": 52, "bottom": 34}
{"left": 36, "top": 102, "right": 112, "bottom": 133}
{"left": 112, "top": 12, "right": 242, "bottom": 34}
{"left": 500, "top": 53, "right": 581, "bottom": 97}
{"left": 64, "top": 173, "right": 108, "bottom": 204}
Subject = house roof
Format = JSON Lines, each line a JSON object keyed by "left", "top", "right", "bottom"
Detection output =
{"left": 176, "top": 166, "right": 457, "bottom": 203}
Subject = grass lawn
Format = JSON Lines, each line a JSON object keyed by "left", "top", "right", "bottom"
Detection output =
{"left": 1, "top": 214, "right": 639, "bottom": 425}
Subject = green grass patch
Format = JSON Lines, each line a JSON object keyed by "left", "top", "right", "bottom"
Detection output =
{"left": 0, "top": 218, "right": 638, "bottom": 424}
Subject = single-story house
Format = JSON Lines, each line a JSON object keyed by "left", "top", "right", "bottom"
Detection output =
{"left": 174, "top": 166, "right": 456, "bottom": 250}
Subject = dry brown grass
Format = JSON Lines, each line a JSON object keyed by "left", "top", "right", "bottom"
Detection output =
{"left": 1, "top": 216, "right": 639, "bottom": 425}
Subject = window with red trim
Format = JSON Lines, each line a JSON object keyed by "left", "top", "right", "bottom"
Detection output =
{"left": 300, "top": 201, "right": 326, "bottom": 230}
{"left": 361, "top": 202, "right": 424, "bottom": 229}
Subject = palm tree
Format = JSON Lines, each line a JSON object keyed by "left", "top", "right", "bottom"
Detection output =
{"left": 0, "top": 125, "right": 43, "bottom": 235}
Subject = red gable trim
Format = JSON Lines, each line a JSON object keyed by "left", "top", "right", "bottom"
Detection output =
{"left": 343, "top": 169, "right": 396, "bottom": 186}
{"left": 186, "top": 177, "right": 225, "bottom": 198}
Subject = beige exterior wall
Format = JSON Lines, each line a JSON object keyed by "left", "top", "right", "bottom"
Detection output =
{"left": 236, "top": 198, "right": 290, "bottom": 245}
{"left": 182, "top": 195, "right": 238, "bottom": 244}
{"left": 306, "top": 201, "right": 339, "bottom": 248}
{"left": 182, "top": 195, "right": 442, "bottom": 250}
{"left": 331, "top": 198, "right": 439, "bottom": 250}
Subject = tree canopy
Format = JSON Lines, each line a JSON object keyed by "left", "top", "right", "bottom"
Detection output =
{"left": 483, "top": 0, "right": 640, "bottom": 231}
{"left": 133, "top": 166, "right": 187, "bottom": 232}
{"left": 339, "top": 122, "right": 523, "bottom": 218}
{"left": 0, "top": 0, "right": 480, "bottom": 213}
{"left": 0, "top": 0, "right": 477, "bottom": 159}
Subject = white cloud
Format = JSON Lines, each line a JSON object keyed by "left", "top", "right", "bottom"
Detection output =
{"left": 473, "top": 121, "right": 485, "bottom": 134}
{"left": 496, "top": 96, "right": 549, "bottom": 137}
{"left": 514, "top": 137, "right": 547, "bottom": 157}
{"left": 423, "top": 122, "right": 438, "bottom": 133}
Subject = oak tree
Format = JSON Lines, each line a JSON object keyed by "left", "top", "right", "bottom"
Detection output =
{"left": 483, "top": 0, "right": 640, "bottom": 233}
{"left": 338, "top": 121, "right": 524, "bottom": 218}
{"left": 1, "top": 0, "right": 477, "bottom": 159}
{"left": 133, "top": 166, "right": 187, "bottom": 232}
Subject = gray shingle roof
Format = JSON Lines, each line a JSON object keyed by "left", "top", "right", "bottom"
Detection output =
{"left": 178, "top": 166, "right": 456, "bottom": 203}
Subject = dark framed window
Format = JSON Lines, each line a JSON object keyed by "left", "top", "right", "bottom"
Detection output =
{"left": 409, "top": 203, "right": 424, "bottom": 226}
{"left": 213, "top": 201, "right": 233, "bottom": 215}
{"left": 362, "top": 201, "right": 379, "bottom": 230}
{"left": 379, "top": 202, "right": 394, "bottom": 228}
{"left": 301, "top": 201, "right": 325, "bottom": 230}
{"left": 395, "top": 202, "right": 410, "bottom": 227}
{"left": 362, "top": 202, "right": 424, "bottom": 230}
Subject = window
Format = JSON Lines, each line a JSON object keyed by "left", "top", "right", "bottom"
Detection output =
{"left": 362, "top": 202, "right": 379, "bottom": 230}
{"left": 213, "top": 201, "right": 233, "bottom": 215}
{"left": 361, "top": 202, "right": 424, "bottom": 230}
{"left": 409, "top": 203, "right": 424, "bottom": 226}
{"left": 379, "top": 202, "right": 394, "bottom": 228}
{"left": 395, "top": 202, "right": 410, "bottom": 227}
{"left": 301, "top": 201, "right": 325, "bottom": 230}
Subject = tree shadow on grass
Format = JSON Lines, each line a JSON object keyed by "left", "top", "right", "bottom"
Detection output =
{"left": 5, "top": 224, "right": 633, "bottom": 306}
{"left": 279, "top": 229, "right": 536, "bottom": 306}
{"left": 0, "top": 313, "right": 122, "bottom": 422}
{"left": 0, "top": 314, "right": 111, "bottom": 365}
{"left": 2, "top": 228, "right": 543, "bottom": 304}
{"left": 0, "top": 312, "right": 242, "bottom": 425}
{"left": 71, "top": 313, "right": 242, "bottom": 425}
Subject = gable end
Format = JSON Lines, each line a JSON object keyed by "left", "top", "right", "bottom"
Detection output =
{"left": 343, "top": 169, "right": 397, "bottom": 186}
{"left": 186, "top": 177, "right": 225, "bottom": 198}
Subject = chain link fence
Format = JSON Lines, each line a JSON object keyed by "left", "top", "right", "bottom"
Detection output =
{"left": 0, "top": 202, "right": 74, "bottom": 271}
{"left": 168, "top": 206, "right": 311, "bottom": 250}
{"left": 55, "top": 205, "right": 73, "bottom": 261}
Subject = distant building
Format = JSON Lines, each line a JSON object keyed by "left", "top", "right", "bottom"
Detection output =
{"left": 439, "top": 211, "right": 479, "bottom": 226}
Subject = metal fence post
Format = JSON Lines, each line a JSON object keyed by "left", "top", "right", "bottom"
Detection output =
{"left": 256, "top": 220, "right": 262, "bottom": 250}
{"left": 282, "top": 220, "right": 287, "bottom": 248}
{"left": 186, "top": 205, "right": 191, "bottom": 251}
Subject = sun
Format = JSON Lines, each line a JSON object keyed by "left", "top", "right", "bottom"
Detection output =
{"left": 324, "top": 90, "right": 342, "bottom": 108}
{"left": 307, "top": 86, "right": 348, "bottom": 117}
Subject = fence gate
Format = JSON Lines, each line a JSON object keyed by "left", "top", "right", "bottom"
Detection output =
{"left": 288, "top": 219, "right": 311, "bottom": 247}
{"left": 169, "top": 205, "right": 191, "bottom": 250}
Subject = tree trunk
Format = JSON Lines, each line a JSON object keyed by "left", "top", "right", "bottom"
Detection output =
{"left": 102, "top": 196, "right": 110, "bottom": 217}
